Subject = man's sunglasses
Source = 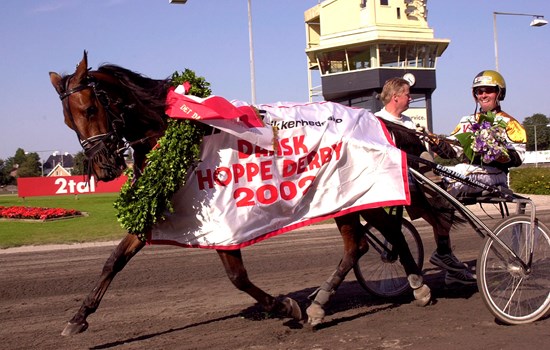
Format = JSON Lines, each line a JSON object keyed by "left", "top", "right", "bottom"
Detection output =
{"left": 475, "top": 87, "right": 497, "bottom": 95}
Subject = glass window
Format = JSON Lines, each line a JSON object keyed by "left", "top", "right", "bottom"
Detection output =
{"left": 379, "top": 44, "right": 402, "bottom": 67}
{"left": 318, "top": 50, "right": 348, "bottom": 75}
{"left": 414, "top": 44, "right": 437, "bottom": 68}
{"left": 405, "top": 44, "right": 418, "bottom": 67}
{"left": 347, "top": 46, "right": 372, "bottom": 70}
{"left": 425, "top": 45, "right": 436, "bottom": 68}
{"left": 417, "top": 45, "right": 427, "bottom": 67}
{"left": 316, "top": 42, "right": 437, "bottom": 75}
{"left": 380, "top": 0, "right": 389, "bottom": 6}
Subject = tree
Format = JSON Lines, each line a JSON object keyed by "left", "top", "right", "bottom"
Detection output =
{"left": 17, "top": 153, "right": 41, "bottom": 177}
{"left": 1, "top": 149, "right": 43, "bottom": 181}
{"left": 12, "top": 148, "right": 27, "bottom": 167}
{"left": 1, "top": 149, "right": 25, "bottom": 185}
{"left": 523, "top": 114, "right": 550, "bottom": 151}
{"left": 71, "top": 151, "right": 86, "bottom": 175}
{"left": 0, "top": 160, "right": 15, "bottom": 185}
{"left": 0, "top": 158, "right": 8, "bottom": 186}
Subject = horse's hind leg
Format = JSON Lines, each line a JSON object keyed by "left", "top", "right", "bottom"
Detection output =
{"left": 362, "top": 208, "right": 431, "bottom": 306}
{"left": 217, "top": 249, "right": 302, "bottom": 320}
{"left": 62, "top": 233, "right": 145, "bottom": 336}
{"left": 306, "top": 214, "right": 368, "bottom": 326}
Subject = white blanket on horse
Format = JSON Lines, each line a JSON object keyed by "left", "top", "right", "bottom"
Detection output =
{"left": 151, "top": 101, "right": 409, "bottom": 249}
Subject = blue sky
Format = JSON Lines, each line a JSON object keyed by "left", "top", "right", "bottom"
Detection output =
{"left": 1, "top": 0, "right": 549, "bottom": 160}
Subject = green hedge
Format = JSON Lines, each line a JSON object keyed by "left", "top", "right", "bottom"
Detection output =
{"left": 510, "top": 166, "right": 550, "bottom": 195}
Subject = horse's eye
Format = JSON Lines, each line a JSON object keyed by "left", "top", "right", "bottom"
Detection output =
{"left": 86, "top": 106, "right": 98, "bottom": 118}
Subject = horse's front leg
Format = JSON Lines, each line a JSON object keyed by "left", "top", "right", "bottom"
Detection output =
{"left": 306, "top": 214, "right": 368, "bottom": 326}
{"left": 216, "top": 249, "right": 301, "bottom": 320}
{"left": 61, "top": 233, "right": 145, "bottom": 336}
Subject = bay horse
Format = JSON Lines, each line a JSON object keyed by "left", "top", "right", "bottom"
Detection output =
{"left": 49, "top": 51, "right": 430, "bottom": 335}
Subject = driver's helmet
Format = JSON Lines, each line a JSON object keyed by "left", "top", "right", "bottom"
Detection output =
{"left": 472, "top": 70, "right": 506, "bottom": 101}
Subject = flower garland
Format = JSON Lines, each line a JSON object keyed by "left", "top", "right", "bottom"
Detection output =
{"left": 455, "top": 111, "right": 509, "bottom": 164}
{"left": 113, "top": 69, "right": 211, "bottom": 240}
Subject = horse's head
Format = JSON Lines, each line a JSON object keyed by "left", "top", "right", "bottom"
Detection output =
{"left": 49, "top": 51, "right": 128, "bottom": 181}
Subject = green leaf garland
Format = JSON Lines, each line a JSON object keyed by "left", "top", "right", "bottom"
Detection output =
{"left": 113, "top": 69, "right": 211, "bottom": 240}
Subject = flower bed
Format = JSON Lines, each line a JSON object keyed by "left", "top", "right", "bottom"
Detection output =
{"left": 0, "top": 206, "right": 82, "bottom": 221}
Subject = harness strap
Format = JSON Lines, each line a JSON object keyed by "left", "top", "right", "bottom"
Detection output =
{"left": 59, "top": 82, "right": 95, "bottom": 100}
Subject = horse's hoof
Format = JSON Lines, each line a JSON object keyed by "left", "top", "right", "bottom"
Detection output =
{"left": 407, "top": 274, "right": 424, "bottom": 289}
{"left": 306, "top": 303, "right": 325, "bottom": 326}
{"left": 413, "top": 284, "right": 431, "bottom": 307}
{"left": 282, "top": 297, "right": 302, "bottom": 320}
{"left": 61, "top": 321, "right": 89, "bottom": 336}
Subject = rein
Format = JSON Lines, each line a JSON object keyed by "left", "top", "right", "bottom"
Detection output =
{"left": 380, "top": 119, "right": 460, "bottom": 159}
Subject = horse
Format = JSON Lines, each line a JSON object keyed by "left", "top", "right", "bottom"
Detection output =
{"left": 49, "top": 51, "right": 430, "bottom": 335}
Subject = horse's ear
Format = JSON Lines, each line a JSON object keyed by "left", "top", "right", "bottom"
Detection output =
{"left": 73, "top": 50, "right": 89, "bottom": 83}
{"left": 49, "top": 72, "right": 64, "bottom": 95}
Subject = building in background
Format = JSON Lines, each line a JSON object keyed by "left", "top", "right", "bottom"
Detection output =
{"left": 305, "top": 0, "right": 449, "bottom": 130}
{"left": 46, "top": 163, "right": 72, "bottom": 177}
{"left": 43, "top": 152, "right": 74, "bottom": 175}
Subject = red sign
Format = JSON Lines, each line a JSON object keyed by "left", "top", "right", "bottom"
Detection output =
{"left": 17, "top": 175, "right": 128, "bottom": 197}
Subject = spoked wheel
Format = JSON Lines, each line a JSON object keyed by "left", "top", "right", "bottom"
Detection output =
{"left": 353, "top": 219, "right": 423, "bottom": 297}
{"left": 477, "top": 215, "right": 550, "bottom": 324}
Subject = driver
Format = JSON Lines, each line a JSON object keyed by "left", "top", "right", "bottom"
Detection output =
{"left": 429, "top": 70, "right": 526, "bottom": 284}
{"left": 444, "top": 70, "right": 527, "bottom": 196}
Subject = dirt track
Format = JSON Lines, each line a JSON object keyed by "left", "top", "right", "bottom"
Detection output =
{"left": 1, "top": 207, "right": 550, "bottom": 350}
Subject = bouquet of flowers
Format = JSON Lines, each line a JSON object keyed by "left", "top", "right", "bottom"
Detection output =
{"left": 455, "top": 111, "right": 509, "bottom": 164}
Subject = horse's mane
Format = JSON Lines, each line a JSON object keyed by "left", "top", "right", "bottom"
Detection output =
{"left": 95, "top": 64, "right": 171, "bottom": 127}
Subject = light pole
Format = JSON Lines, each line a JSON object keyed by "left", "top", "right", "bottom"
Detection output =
{"left": 528, "top": 123, "right": 550, "bottom": 167}
{"left": 247, "top": 0, "right": 256, "bottom": 105}
{"left": 170, "top": 0, "right": 257, "bottom": 104}
{"left": 493, "top": 12, "right": 547, "bottom": 72}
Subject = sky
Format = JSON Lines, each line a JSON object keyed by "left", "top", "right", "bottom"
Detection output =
{"left": 1, "top": 0, "right": 549, "bottom": 161}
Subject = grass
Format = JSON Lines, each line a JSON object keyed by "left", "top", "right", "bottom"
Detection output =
{"left": 0, "top": 193, "right": 126, "bottom": 248}
{"left": 0, "top": 192, "right": 335, "bottom": 249}
{"left": 510, "top": 166, "right": 550, "bottom": 195}
{"left": 1, "top": 166, "right": 547, "bottom": 249}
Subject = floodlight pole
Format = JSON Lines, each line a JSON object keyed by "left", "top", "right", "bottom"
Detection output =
{"left": 170, "top": 0, "right": 256, "bottom": 104}
{"left": 493, "top": 11, "right": 547, "bottom": 72}
{"left": 248, "top": 0, "right": 256, "bottom": 105}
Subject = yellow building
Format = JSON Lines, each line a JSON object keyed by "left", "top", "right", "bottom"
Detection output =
{"left": 305, "top": 0, "right": 449, "bottom": 130}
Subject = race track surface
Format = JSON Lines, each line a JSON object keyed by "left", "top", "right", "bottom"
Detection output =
{"left": 1, "top": 208, "right": 550, "bottom": 349}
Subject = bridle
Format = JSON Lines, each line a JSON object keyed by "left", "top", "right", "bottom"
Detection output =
{"left": 58, "top": 74, "right": 128, "bottom": 162}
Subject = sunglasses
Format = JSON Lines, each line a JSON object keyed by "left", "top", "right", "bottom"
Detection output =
{"left": 475, "top": 87, "right": 497, "bottom": 95}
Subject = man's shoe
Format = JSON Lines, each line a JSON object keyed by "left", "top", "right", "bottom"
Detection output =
{"left": 429, "top": 251, "right": 468, "bottom": 271}
{"left": 445, "top": 269, "right": 477, "bottom": 286}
